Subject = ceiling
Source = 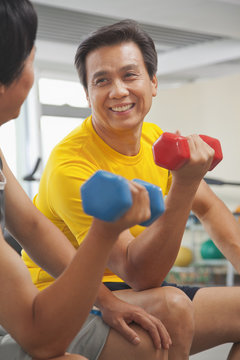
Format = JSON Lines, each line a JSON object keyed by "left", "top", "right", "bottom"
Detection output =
{"left": 32, "top": 0, "right": 240, "bottom": 85}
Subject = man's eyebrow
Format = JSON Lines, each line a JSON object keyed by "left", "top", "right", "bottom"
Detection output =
{"left": 91, "top": 64, "right": 140, "bottom": 81}
{"left": 120, "top": 64, "right": 139, "bottom": 72}
{"left": 91, "top": 70, "right": 108, "bottom": 81}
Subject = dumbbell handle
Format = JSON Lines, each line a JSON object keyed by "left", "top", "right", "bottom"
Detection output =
{"left": 81, "top": 170, "right": 164, "bottom": 225}
{"left": 153, "top": 132, "right": 223, "bottom": 171}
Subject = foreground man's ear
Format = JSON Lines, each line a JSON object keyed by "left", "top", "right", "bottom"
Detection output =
{"left": 151, "top": 75, "right": 158, "bottom": 97}
{"left": 85, "top": 90, "right": 91, "bottom": 108}
{"left": 0, "top": 84, "right": 5, "bottom": 95}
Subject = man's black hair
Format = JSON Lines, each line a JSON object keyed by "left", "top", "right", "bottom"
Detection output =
{"left": 75, "top": 19, "right": 157, "bottom": 90}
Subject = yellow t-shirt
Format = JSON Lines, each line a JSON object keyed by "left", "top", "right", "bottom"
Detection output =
{"left": 22, "top": 116, "right": 171, "bottom": 290}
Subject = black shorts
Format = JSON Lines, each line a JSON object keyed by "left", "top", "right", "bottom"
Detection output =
{"left": 104, "top": 280, "right": 200, "bottom": 301}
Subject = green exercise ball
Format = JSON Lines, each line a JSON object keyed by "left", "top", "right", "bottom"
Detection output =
{"left": 200, "top": 239, "right": 225, "bottom": 260}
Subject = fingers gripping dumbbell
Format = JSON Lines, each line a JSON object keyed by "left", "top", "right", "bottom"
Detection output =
{"left": 133, "top": 178, "right": 165, "bottom": 226}
{"left": 81, "top": 170, "right": 165, "bottom": 225}
{"left": 81, "top": 171, "right": 132, "bottom": 222}
{"left": 152, "top": 132, "right": 223, "bottom": 171}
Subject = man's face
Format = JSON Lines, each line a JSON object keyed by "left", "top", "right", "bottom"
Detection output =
{"left": 85, "top": 41, "right": 157, "bottom": 136}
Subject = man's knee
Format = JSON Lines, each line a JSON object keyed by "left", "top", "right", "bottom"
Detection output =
{"left": 166, "top": 287, "right": 193, "bottom": 320}
{"left": 160, "top": 287, "right": 195, "bottom": 346}
{"left": 144, "top": 287, "right": 194, "bottom": 342}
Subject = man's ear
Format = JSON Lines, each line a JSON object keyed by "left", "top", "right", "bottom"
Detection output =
{"left": 0, "top": 84, "right": 5, "bottom": 95}
{"left": 85, "top": 89, "right": 91, "bottom": 108}
{"left": 151, "top": 75, "right": 158, "bottom": 97}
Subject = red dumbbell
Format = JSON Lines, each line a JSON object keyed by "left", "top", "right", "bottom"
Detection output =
{"left": 153, "top": 132, "right": 223, "bottom": 171}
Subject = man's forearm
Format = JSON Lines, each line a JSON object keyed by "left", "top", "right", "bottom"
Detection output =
{"left": 125, "top": 178, "right": 201, "bottom": 290}
{"left": 22, "top": 221, "right": 119, "bottom": 358}
{"left": 193, "top": 182, "right": 240, "bottom": 273}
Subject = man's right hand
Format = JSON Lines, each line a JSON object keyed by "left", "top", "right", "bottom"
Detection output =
{"left": 172, "top": 134, "right": 215, "bottom": 186}
{"left": 93, "top": 180, "right": 151, "bottom": 237}
{"left": 99, "top": 292, "right": 172, "bottom": 350}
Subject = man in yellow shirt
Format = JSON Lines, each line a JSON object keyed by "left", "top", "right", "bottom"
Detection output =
{"left": 0, "top": 3, "right": 173, "bottom": 360}
{"left": 24, "top": 20, "right": 240, "bottom": 359}
{"left": 23, "top": 118, "right": 171, "bottom": 286}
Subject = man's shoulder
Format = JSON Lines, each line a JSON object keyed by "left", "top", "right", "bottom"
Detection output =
{"left": 142, "top": 121, "right": 163, "bottom": 141}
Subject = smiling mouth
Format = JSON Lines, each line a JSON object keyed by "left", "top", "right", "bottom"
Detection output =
{"left": 111, "top": 104, "right": 134, "bottom": 112}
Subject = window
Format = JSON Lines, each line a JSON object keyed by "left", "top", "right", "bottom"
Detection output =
{"left": 39, "top": 78, "right": 88, "bottom": 107}
{"left": 41, "top": 116, "right": 83, "bottom": 165}
{"left": 38, "top": 78, "right": 90, "bottom": 165}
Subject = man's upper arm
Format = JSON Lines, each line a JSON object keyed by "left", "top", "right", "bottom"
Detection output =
{"left": 49, "top": 163, "right": 95, "bottom": 244}
{"left": 107, "top": 229, "right": 135, "bottom": 284}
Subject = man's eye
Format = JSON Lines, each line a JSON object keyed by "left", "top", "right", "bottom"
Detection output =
{"left": 125, "top": 72, "right": 137, "bottom": 79}
{"left": 95, "top": 78, "right": 108, "bottom": 86}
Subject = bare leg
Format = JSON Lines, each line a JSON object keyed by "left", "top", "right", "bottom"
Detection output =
{"left": 113, "top": 286, "right": 194, "bottom": 360}
{"left": 191, "top": 287, "right": 240, "bottom": 355}
{"left": 99, "top": 323, "right": 168, "bottom": 360}
{"left": 227, "top": 343, "right": 240, "bottom": 360}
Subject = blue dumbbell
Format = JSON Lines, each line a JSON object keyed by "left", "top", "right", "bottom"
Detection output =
{"left": 81, "top": 170, "right": 165, "bottom": 225}
{"left": 133, "top": 179, "right": 165, "bottom": 226}
{"left": 81, "top": 170, "right": 132, "bottom": 222}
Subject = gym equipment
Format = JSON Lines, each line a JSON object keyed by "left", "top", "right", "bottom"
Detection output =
{"left": 153, "top": 132, "right": 223, "bottom": 171}
{"left": 81, "top": 170, "right": 165, "bottom": 225}
{"left": 204, "top": 178, "right": 240, "bottom": 186}
{"left": 133, "top": 178, "right": 165, "bottom": 226}
{"left": 200, "top": 238, "right": 225, "bottom": 260}
{"left": 23, "top": 157, "right": 41, "bottom": 181}
{"left": 174, "top": 246, "right": 193, "bottom": 267}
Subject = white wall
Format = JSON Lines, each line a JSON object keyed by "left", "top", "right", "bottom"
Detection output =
{"left": 147, "top": 73, "right": 240, "bottom": 210}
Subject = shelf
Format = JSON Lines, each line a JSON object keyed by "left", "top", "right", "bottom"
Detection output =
{"left": 172, "top": 266, "right": 195, "bottom": 273}
{"left": 171, "top": 214, "right": 239, "bottom": 287}
{"left": 194, "top": 259, "right": 227, "bottom": 267}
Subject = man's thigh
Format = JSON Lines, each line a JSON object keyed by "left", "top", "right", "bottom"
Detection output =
{"left": 113, "top": 285, "right": 188, "bottom": 311}
{"left": 191, "top": 286, "right": 240, "bottom": 354}
{"left": 112, "top": 285, "right": 194, "bottom": 335}
{"left": 99, "top": 323, "right": 167, "bottom": 360}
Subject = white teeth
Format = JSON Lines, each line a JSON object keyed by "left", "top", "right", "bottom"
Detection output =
{"left": 111, "top": 104, "right": 132, "bottom": 112}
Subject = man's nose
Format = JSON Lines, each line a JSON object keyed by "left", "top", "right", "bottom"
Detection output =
{"left": 109, "top": 80, "right": 129, "bottom": 99}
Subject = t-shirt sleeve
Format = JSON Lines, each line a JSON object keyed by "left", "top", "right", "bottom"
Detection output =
{"left": 48, "top": 160, "right": 97, "bottom": 245}
{"left": 166, "top": 171, "right": 172, "bottom": 195}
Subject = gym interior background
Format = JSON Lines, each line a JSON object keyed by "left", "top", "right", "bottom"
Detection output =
{"left": 0, "top": 1, "right": 240, "bottom": 358}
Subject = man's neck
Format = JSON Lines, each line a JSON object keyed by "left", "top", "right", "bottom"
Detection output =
{"left": 92, "top": 121, "right": 142, "bottom": 156}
